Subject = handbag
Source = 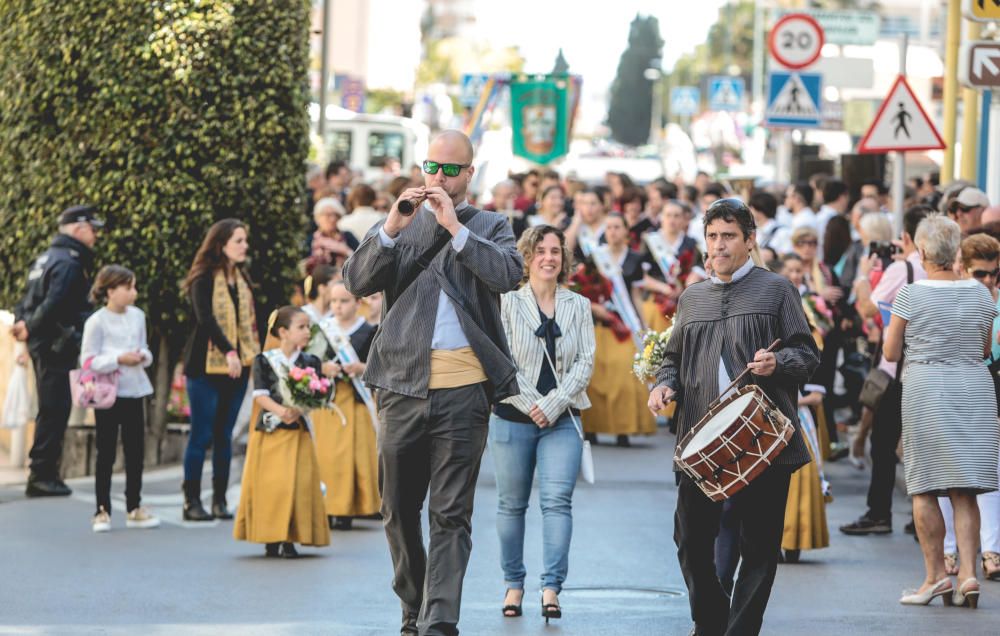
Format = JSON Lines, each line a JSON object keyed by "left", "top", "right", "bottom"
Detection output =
{"left": 2, "top": 347, "right": 35, "bottom": 429}
{"left": 858, "top": 261, "right": 913, "bottom": 411}
{"left": 536, "top": 317, "right": 595, "bottom": 484}
{"left": 70, "top": 357, "right": 119, "bottom": 410}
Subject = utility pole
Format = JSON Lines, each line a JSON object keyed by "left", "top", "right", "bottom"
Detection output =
{"left": 893, "top": 35, "right": 908, "bottom": 237}
{"left": 318, "top": 0, "right": 331, "bottom": 140}
{"left": 942, "top": 0, "right": 961, "bottom": 183}
{"left": 960, "top": 21, "right": 982, "bottom": 181}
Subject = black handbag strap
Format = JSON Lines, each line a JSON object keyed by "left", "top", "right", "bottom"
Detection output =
{"left": 393, "top": 206, "right": 480, "bottom": 299}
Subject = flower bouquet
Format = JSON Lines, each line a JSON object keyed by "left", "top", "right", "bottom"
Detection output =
{"left": 284, "top": 365, "right": 334, "bottom": 411}
{"left": 632, "top": 326, "right": 673, "bottom": 382}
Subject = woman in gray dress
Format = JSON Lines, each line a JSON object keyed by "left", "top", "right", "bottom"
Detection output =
{"left": 885, "top": 215, "right": 999, "bottom": 609}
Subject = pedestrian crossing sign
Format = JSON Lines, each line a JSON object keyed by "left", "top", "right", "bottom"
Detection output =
{"left": 671, "top": 86, "right": 701, "bottom": 116}
{"left": 858, "top": 74, "right": 945, "bottom": 154}
{"left": 708, "top": 76, "right": 744, "bottom": 112}
{"left": 765, "top": 71, "right": 822, "bottom": 128}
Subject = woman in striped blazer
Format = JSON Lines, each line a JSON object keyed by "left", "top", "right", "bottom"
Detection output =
{"left": 490, "top": 225, "right": 596, "bottom": 622}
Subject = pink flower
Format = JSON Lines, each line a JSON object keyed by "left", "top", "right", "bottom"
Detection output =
{"left": 289, "top": 367, "right": 305, "bottom": 381}
{"left": 309, "top": 379, "right": 322, "bottom": 392}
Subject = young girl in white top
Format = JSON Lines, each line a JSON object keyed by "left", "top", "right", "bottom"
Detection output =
{"left": 80, "top": 265, "right": 158, "bottom": 532}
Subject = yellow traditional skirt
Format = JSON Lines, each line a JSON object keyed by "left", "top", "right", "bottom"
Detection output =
{"left": 781, "top": 436, "right": 830, "bottom": 552}
{"left": 641, "top": 298, "right": 672, "bottom": 334}
{"left": 312, "top": 379, "right": 381, "bottom": 517}
{"left": 582, "top": 325, "right": 657, "bottom": 436}
{"left": 234, "top": 413, "right": 330, "bottom": 547}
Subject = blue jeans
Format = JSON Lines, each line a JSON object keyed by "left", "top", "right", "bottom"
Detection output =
{"left": 183, "top": 372, "right": 248, "bottom": 484}
{"left": 488, "top": 413, "right": 582, "bottom": 593}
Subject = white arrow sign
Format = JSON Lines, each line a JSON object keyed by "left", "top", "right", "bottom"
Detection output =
{"left": 960, "top": 41, "right": 1000, "bottom": 89}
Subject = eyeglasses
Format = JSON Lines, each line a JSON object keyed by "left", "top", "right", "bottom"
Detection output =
{"left": 971, "top": 268, "right": 1000, "bottom": 280}
{"left": 422, "top": 160, "right": 469, "bottom": 177}
{"left": 795, "top": 239, "right": 818, "bottom": 247}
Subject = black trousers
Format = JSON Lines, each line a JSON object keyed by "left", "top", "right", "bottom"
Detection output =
{"left": 94, "top": 397, "right": 147, "bottom": 514}
{"left": 865, "top": 381, "right": 903, "bottom": 521}
{"left": 378, "top": 383, "right": 490, "bottom": 636}
{"left": 28, "top": 357, "right": 72, "bottom": 480}
{"left": 675, "top": 465, "right": 793, "bottom": 636}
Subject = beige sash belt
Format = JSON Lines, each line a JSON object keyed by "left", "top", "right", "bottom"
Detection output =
{"left": 428, "top": 347, "right": 487, "bottom": 389}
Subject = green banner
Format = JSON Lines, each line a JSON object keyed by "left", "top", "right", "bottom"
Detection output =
{"left": 510, "top": 77, "right": 569, "bottom": 165}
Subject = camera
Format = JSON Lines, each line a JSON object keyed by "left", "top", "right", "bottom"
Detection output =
{"left": 869, "top": 240, "right": 899, "bottom": 265}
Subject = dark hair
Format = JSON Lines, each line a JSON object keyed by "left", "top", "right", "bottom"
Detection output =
{"left": 516, "top": 225, "right": 572, "bottom": 284}
{"left": 703, "top": 183, "right": 727, "bottom": 200}
{"left": 90, "top": 265, "right": 135, "bottom": 304}
{"left": 183, "top": 218, "right": 251, "bottom": 293}
{"left": 790, "top": 181, "right": 814, "bottom": 207}
{"left": 822, "top": 179, "right": 848, "bottom": 205}
{"left": 748, "top": 191, "right": 778, "bottom": 220}
{"left": 665, "top": 198, "right": 693, "bottom": 218}
{"left": 540, "top": 185, "right": 564, "bottom": 203}
{"left": 306, "top": 264, "right": 338, "bottom": 300}
{"left": 618, "top": 186, "right": 646, "bottom": 208}
{"left": 325, "top": 160, "right": 348, "bottom": 180}
{"left": 822, "top": 215, "right": 852, "bottom": 267}
{"left": 928, "top": 172, "right": 940, "bottom": 187}
{"left": 961, "top": 233, "right": 1000, "bottom": 268}
{"left": 862, "top": 178, "right": 888, "bottom": 195}
{"left": 650, "top": 181, "right": 678, "bottom": 200}
{"left": 542, "top": 169, "right": 560, "bottom": 181}
{"left": 347, "top": 183, "right": 376, "bottom": 211}
{"left": 387, "top": 176, "right": 411, "bottom": 199}
{"left": 703, "top": 198, "right": 756, "bottom": 239}
{"left": 903, "top": 205, "right": 933, "bottom": 240}
{"left": 683, "top": 185, "right": 698, "bottom": 203}
{"left": 781, "top": 253, "right": 804, "bottom": 266}
{"left": 269, "top": 305, "right": 305, "bottom": 338}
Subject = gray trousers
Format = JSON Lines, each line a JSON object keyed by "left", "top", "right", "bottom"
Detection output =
{"left": 378, "top": 382, "right": 490, "bottom": 636}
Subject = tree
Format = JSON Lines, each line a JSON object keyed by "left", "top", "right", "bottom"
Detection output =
{"left": 0, "top": 0, "right": 311, "bottom": 458}
{"left": 607, "top": 15, "right": 664, "bottom": 147}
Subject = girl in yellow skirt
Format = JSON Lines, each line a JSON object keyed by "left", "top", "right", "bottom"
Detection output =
{"left": 637, "top": 200, "right": 704, "bottom": 333}
{"left": 234, "top": 306, "right": 331, "bottom": 557}
{"left": 571, "top": 214, "right": 657, "bottom": 446}
{"left": 781, "top": 382, "right": 831, "bottom": 562}
{"left": 312, "top": 280, "right": 380, "bottom": 530}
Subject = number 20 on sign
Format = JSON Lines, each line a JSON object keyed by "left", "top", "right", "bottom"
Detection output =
{"left": 769, "top": 13, "right": 825, "bottom": 70}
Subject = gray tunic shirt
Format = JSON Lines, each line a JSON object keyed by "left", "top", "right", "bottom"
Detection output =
{"left": 655, "top": 265, "right": 820, "bottom": 469}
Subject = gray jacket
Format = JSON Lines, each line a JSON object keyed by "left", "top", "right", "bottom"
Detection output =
{"left": 342, "top": 206, "right": 523, "bottom": 402}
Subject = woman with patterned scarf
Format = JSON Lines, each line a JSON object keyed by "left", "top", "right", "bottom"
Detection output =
{"left": 181, "top": 219, "right": 260, "bottom": 522}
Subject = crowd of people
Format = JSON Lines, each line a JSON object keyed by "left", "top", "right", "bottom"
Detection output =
{"left": 8, "top": 127, "right": 1000, "bottom": 634}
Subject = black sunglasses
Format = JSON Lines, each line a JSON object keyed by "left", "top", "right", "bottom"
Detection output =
{"left": 422, "top": 160, "right": 470, "bottom": 177}
{"left": 971, "top": 268, "right": 1000, "bottom": 280}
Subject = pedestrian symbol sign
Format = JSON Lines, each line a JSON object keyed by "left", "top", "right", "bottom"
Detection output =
{"left": 765, "top": 71, "right": 822, "bottom": 128}
{"left": 708, "top": 76, "right": 744, "bottom": 112}
{"left": 965, "top": 0, "right": 1000, "bottom": 22}
{"left": 858, "top": 74, "right": 945, "bottom": 154}
{"left": 671, "top": 86, "right": 701, "bottom": 116}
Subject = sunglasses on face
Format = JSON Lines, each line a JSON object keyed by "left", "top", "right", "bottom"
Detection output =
{"left": 422, "top": 160, "right": 469, "bottom": 177}
{"left": 795, "top": 239, "right": 818, "bottom": 247}
{"left": 971, "top": 268, "right": 1000, "bottom": 280}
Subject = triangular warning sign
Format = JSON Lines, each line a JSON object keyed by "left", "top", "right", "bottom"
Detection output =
{"left": 768, "top": 74, "right": 819, "bottom": 118}
{"left": 858, "top": 75, "right": 945, "bottom": 153}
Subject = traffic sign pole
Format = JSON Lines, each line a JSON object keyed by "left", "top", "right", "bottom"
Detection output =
{"left": 943, "top": 0, "right": 961, "bottom": 183}
{"left": 961, "top": 21, "right": 982, "bottom": 181}
{"left": 893, "top": 35, "right": 908, "bottom": 237}
{"left": 979, "top": 90, "right": 992, "bottom": 190}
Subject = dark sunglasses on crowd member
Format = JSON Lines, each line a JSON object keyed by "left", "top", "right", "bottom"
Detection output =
{"left": 970, "top": 268, "right": 1000, "bottom": 280}
{"left": 795, "top": 239, "right": 818, "bottom": 247}
{"left": 422, "top": 160, "right": 470, "bottom": 177}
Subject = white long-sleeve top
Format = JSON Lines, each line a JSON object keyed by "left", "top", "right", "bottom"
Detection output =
{"left": 79, "top": 306, "right": 154, "bottom": 398}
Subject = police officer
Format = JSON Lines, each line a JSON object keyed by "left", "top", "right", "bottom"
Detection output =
{"left": 13, "top": 205, "right": 102, "bottom": 497}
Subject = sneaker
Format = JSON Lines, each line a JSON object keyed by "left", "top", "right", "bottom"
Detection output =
{"left": 839, "top": 514, "right": 892, "bottom": 535}
{"left": 92, "top": 507, "right": 111, "bottom": 533}
{"left": 126, "top": 506, "right": 161, "bottom": 529}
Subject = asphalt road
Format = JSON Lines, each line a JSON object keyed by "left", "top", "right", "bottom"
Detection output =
{"left": 0, "top": 429, "right": 995, "bottom": 635}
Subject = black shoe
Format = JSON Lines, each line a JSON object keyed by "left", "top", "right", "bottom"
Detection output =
{"left": 784, "top": 549, "right": 801, "bottom": 563}
{"left": 584, "top": 433, "right": 597, "bottom": 444}
{"left": 616, "top": 434, "right": 631, "bottom": 447}
{"left": 400, "top": 609, "right": 419, "bottom": 635}
{"left": 502, "top": 589, "right": 523, "bottom": 617}
{"left": 839, "top": 514, "right": 892, "bottom": 535}
{"left": 332, "top": 516, "right": 353, "bottom": 530}
{"left": 827, "top": 443, "right": 849, "bottom": 462}
{"left": 212, "top": 477, "right": 233, "bottom": 520}
{"left": 25, "top": 476, "right": 72, "bottom": 498}
{"left": 280, "top": 542, "right": 299, "bottom": 559}
{"left": 541, "top": 591, "right": 562, "bottom": 624}
{"left": 182, "top": 480, "right": 214, "bottom": 522}
{"left": 904, "top": 518, "right": 916, "bottom": 535}
{"left": 265, "top": 542, "right": 281, "bottom": 557}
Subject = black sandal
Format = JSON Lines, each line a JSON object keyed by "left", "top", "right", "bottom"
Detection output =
{"left": 502, "top": 589, "right": 523, "bottom": 617}
{"left": 541, "top": 591, "right": 562, "bottom": 624}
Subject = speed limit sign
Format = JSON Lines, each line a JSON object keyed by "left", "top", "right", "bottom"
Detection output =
{"left": 769, "top": 13, "right": 824, "bottom": 70}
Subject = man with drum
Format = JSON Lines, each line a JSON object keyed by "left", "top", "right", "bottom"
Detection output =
{"left": 648, "top": 199, "right": 819, "bottom": 636}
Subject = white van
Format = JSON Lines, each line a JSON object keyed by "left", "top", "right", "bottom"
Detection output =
{"left": 311, "top": 105, "right": 430, "bottom": 183}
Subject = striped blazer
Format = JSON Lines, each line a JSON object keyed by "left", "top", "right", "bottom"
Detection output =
{"left": 499, "top": 284, "right": 596, "bottom": 423}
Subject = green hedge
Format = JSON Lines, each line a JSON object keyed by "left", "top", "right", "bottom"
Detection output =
{"left": 0, "top": 0, "right": 311, "bottom": 359}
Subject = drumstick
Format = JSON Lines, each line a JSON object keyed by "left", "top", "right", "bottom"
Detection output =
{"left": 717, "top": 339, "right": 782, "bottom": 398}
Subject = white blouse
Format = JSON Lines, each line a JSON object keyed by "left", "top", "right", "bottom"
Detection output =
{"left": 79, "top": 307, "right": 154, "bottom": 398}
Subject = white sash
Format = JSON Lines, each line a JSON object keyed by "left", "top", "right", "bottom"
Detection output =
{"left": 643, "top": 232, "right": 678, "bottom": 283}
{"left": 261, "top": 349, "right": 314, "bottom": 435}
{"left": 590, "top": 245, "right": 644, "bottom": 346}
{"left": 315, "top": 317, "right": 380, "bottom": 433}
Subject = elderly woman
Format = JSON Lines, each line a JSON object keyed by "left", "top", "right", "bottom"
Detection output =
{"left": 938, "top": 233, "right": 1000, "bottom": 582}
{"left": 887, "top": 216, "right": 999, "bottom": 607}
{"left": 308, "top": 197, "right": 357, "bottom": 272}
{"left": 491, "top": 225, "right": 596, "bottom": 623}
